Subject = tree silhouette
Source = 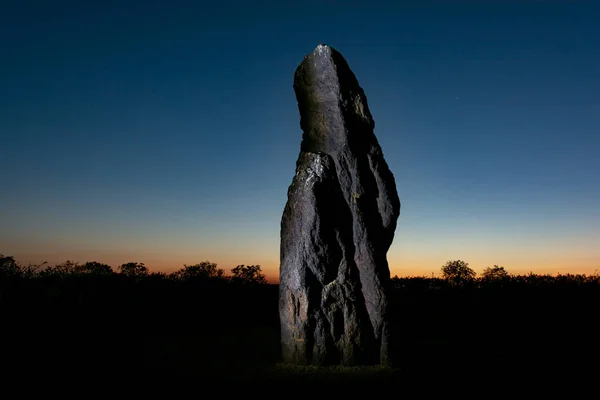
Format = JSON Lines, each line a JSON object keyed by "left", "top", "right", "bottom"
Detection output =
{"left": 77, "top": 261, "right": 114, "bottom": 276}
{"left": 1, "top": 254, "right": 47, "bottom": 279}
{"left": 0, "top": 254, "right": 21, "bottom": 304}
{"left": 40, "top": 260, "right": 81, "bottom": 278}
{"left": 171, "top": 261, "right": 225, "bottom": 281}
{"left": 482, "top": 265, "right": 509, "bottom": 280}
{"left": 0, "top": 254, "right": 21, "bottom": 278}
{"left": 441, "top": 260, "right": 476, "bottom": 285}
{"left": 118, "top": 262, "right": 148, "bottom": 277}
{"left": 230, "top": 264, "right": 267, "bottom": 284}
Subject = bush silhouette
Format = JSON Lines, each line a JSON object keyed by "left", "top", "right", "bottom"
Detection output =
{"left": 39, "top": 260, "right": 81, "bottom": 278}
{"left": 481, "top": 265, "right": 509, "bottom": 280}
{"left": 171, "top": 261, "right": 225, "bottom": 281}
{"left": 76, "top": 261, "right": 114, "bottom": 276}
{"left": 230, "top": 264, "right": 267, "bottom": 284}
{"left": 118, "top": 262, "right": 149, "bottom": 278}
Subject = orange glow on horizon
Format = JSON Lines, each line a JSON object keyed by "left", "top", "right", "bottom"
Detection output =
{"left": 7, "top": 248, "right": 599, "bottom": 285}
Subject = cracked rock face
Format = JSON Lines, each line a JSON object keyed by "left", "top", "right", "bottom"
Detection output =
{"left": 279, "top": 44, "right": 401, "bottom": 366}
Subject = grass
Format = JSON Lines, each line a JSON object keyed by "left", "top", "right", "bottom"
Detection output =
{"left": 268, "top": 363, "right": 403, "bottom": 384}
{"left": 273, "top": 363, "right": 395, "bottom": 374}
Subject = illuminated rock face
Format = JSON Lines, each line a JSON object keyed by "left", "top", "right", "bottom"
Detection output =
{"left": 279, "top": 44, "right": 400, "bottom": 366}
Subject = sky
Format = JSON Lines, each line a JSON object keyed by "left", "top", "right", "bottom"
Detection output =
{"left": 1, "top": 0, "right": 599, "bottom": 282}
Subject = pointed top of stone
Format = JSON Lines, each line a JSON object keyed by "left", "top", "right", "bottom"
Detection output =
{"left": 314, "top": 44, "right": 332, "bottom": 56}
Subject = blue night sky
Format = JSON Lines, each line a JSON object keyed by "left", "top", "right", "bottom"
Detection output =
{"left": 1, "top": 0, "right": 599, "bottom": 281}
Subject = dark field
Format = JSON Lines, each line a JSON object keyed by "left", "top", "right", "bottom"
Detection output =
{"left": 2, "top": 274, "right": 599, "bottom": 391}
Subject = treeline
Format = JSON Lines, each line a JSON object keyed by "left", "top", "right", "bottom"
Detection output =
{"left": 0, "top": 254, "right": 280, "bottom": 379}
{"left": 3, "top": 254, "right": 599, "bottom": 289}
{"left": 3, "top": 253, "right": 598, "bottom": 324}
{"left": 0, "top": 255, "right": 267, "bottom": 283}
{"left": 391, "top": 259, "right": 600, "bottom": 290}
{"left": 0, "top": 254, "right": 276, "bottom": 333}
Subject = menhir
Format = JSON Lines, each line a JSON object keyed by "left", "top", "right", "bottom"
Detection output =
{"left": 279, "top": 44, "right": 401, "bottom": 367}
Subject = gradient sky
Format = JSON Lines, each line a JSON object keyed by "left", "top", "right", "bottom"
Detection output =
{"left": 2, "top": 0, "right": 599, "bottom": 282}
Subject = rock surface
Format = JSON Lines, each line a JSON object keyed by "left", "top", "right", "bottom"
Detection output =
{"left": 279, "top": 44, "right": 401, "bottom": 366}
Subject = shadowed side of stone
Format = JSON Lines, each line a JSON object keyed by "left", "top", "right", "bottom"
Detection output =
{"left": 280, "top": 44, "right": 400, "bottom": 366}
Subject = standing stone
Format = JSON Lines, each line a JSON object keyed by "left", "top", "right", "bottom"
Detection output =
{"left": 279, "top": 44, "right": 401, "bottom": 367}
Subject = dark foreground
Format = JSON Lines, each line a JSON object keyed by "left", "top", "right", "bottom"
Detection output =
{"left": 2, "top": 278, "right": 599, "bottom": 391}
